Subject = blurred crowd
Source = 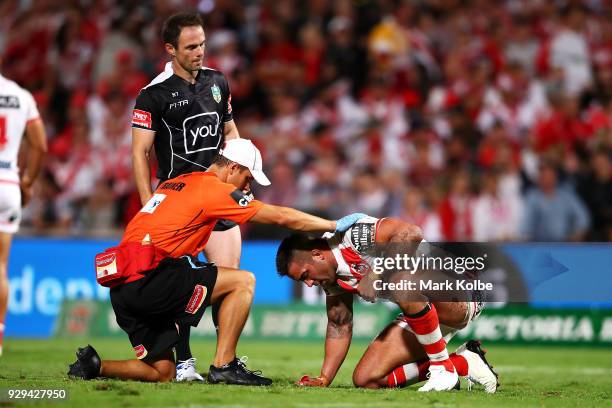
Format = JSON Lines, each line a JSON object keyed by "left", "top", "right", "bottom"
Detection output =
{"left": 1, "top": 0, "right": 611, "bottom": 241}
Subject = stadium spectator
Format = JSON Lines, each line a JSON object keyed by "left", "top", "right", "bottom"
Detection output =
{"left": 521, "top": 162, "right": 590, "bottom": 241}
{"left": 395, "top": 188, "right": 443, "bottom": 241}
{"left": 472, "top": 169, "right": 522, "bottom": 242}
{"left": 578, "top": 151, "right": 612, "bottom": 241}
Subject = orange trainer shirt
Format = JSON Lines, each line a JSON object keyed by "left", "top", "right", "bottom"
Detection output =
{"left": 120, "top": 172, "right": 263, "bottom": 257}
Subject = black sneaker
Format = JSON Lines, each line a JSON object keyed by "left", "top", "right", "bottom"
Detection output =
{"left": 67, "top": 345, "right": 101, "bottom": 380}
{"left": 207, "top": 356, "right": 272, "bottom": 386}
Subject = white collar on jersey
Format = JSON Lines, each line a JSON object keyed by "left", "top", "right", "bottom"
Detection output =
{"left": 164, "top": 61, "right": 214, "bottom": 74}
{"left": 325, "top": 233, "right": 352, "bottom": 278}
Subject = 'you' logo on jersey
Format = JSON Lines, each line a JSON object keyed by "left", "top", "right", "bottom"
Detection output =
{"left": 182, "top": 112, "right": 222, "bottom": 154}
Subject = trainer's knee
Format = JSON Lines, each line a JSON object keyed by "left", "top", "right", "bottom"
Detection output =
{"left": 155, "top": 362, "right": 176, "bottom": 382}
{"left": 239, "top": 271, "right": 256, "bottom": 293}
{"left": 149, "top": 352, "right": 176, "bottom": 382}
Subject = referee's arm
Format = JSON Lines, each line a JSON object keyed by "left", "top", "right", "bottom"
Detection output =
{"left": 224, "top": 119, "right": 240, "bottom": 140}
{"left": 132, "top": 128, "right": 156, "bottom": 205}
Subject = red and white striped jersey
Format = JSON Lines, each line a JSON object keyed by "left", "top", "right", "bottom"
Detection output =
{"left": 322, "top": 215, "right": 384, "bottom": 296}
{"left": 0, "top": 74, "right": 40, "bottom": 183}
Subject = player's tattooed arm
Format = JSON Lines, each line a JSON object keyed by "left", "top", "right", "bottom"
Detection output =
{"left": 326, "top": 293, "right": 353, "bottom": 338}
{"left": 316, "top": 293, "right": 354, "bottom": 386}
{"left": 375, "top": 217, "right": 423, "bottom": 244}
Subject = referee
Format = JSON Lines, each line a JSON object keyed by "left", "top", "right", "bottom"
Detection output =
{"left": 131, "top": 13, "right": 241, "bottom": 381}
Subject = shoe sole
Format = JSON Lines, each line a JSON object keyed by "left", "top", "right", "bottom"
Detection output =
{"left": 466, "top": 340, "right": 500, "bottom": 389}
{"left": 207, "top": 377, "right": 270, "bottom": 386}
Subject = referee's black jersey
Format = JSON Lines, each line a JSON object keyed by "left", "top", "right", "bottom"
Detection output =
{"left": 132, "top": 62, "right": 233, "bottom": 181}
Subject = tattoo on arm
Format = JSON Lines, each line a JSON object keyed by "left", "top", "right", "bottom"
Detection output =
{"left": 389, "top": 225, "right": 423, "bottom": 243}
{"left": 326, "top": 295, "right": 353, "bottom": 338}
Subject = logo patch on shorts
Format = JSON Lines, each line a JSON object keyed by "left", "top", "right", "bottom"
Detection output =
{"left": 185, "top": 284, "right": 208, "bottom": 314}
{"left": 95, "top": 252, "right": 118, "bottom": 279}
{"left": 132, "top": 109, "right": 152, "bottom": 128}
{"left": 134, "top": 344, "right": 148, "bottom": 359}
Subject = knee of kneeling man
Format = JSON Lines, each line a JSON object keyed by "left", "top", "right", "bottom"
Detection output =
{"left": 240, "top": 271, "right": 256, "bottom": 290}
{"left": 352, "top": 370, "right": 372, "bottom": 388}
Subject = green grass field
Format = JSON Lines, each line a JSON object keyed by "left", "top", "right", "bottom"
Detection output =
{"left": 0, "top": 338, "right": 611, "bottom": 407}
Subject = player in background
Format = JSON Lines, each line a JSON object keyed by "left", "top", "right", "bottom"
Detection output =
{"left": 69, "top": 139, "right": 365, "bottom": 384}
{"left": 131, "top": 13, "right": 242, "bottom": 380}
{"left": 276, "top": 216, "right": 498, "bottom": 392}
{"left": 0, "top": 63, "right": 48, "bottom": 356}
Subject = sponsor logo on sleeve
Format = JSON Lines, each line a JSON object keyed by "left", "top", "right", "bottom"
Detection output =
{"left": 132, "top": 109, "right": 152, "bottom": 128}
{"left": 140, "top": 194, "right": 167, "bottom": 214}
{"left": 350, "top": 223, "right": 375, "bottom": 252}
{"left": 185, "top": 284, "right": 208, "bottom": 314}
{"left": 211, "top": 84, "right": 222, "bottom": 103}
{"left": 0, "top": 95, "right": 20, "bottom": 108}
{"left": 230, "top": 189, "right": 254, "bottom": 207}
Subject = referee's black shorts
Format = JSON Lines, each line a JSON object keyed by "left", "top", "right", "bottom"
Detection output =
{"left": 110, "top": 256, "right": 217, "bottom": 362}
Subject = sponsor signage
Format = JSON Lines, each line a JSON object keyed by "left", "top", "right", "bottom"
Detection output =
{"left": 6, "top": 239, "right": 612, "bottom": 337}
{"left": 56, "top": 301, "right": 612, "bottom": 345}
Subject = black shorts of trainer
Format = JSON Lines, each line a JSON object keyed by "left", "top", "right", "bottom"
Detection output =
{"left": 213, "top": 218, "right": 238, "bottom": 231}
{"left": 110, "top": 256, "right": 217, "bottom": 363}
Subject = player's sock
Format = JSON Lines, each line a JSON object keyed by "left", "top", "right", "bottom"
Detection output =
{"left": 386, "top": 353, "right": 467, "bottom": 388}
{"left": 175, "top": 324, "right": 192, "bottom": 361}
{"left": 450, "top": 352, "right": 468, "bottom": 376}
{"left": 401, "top": 304, "right": 455, "bottom": 373}
{"left": 387, "top": 358, "right": 429, "bottom": 387}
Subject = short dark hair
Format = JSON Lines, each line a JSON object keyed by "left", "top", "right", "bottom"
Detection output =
{"left": 162, "top": 13, "right": 204, "bottom": 48}
{"left": 210, "top": 154, "right": 248, "bottom": 171}
{"left": 275, "top": 233, "right": 326, "bottom": 278}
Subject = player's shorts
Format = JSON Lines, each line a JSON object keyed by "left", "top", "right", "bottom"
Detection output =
{"left": 213, "top": 218, "right": 238, "bottom": 231}
{"left": 394, "top": 300, "right": 485, "bottom": 342}
{"left": 0, "top": 182, "right": 21, "bottom": 234}
{"left": 110, "top": 255, "right": 217, "bottom": 362}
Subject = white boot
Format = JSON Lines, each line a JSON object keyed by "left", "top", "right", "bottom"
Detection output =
{"left": 455, "top": 340, "right": 499, "bottom": 393}
{"left": 418, "top": 364, "right": 459, "bottom": 392}
{"left": 176, "top": 357, "right": 204, "bottom": 382}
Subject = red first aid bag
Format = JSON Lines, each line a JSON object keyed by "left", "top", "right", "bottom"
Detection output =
{"left": 94, "top": 241, "right": 166, "bottom": 288}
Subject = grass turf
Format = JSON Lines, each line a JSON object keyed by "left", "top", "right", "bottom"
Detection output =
{"left": 0, "top": 338, "right": 611, "bottom": 407}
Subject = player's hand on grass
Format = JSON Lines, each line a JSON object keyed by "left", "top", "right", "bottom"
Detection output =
{"left": 297, "top": 374, "right": 330, "bottom": 387}
{"left": 335, "top": 213, "right": 367, "bottom": 233}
